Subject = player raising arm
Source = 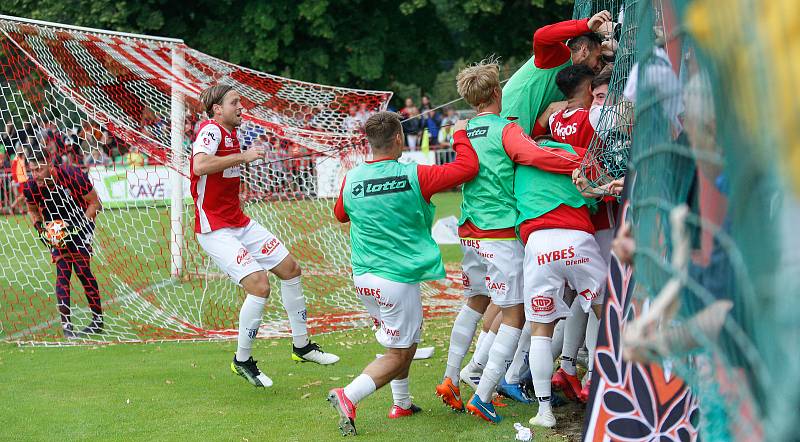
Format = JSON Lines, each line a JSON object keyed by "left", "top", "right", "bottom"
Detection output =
{"left": 191, "top": 85, "right": 338, "bottom": 389}
{"left": 435, "top": 60, "right": 585, "bottom": 423}
{"left": 327, "top": 112, "right": 478, "bottom": 436}
{"left": 503, "top": 10, "right": 612, "bottom": 136}
{"left": 24, "top": 148, "right": 103, "bottom": 338}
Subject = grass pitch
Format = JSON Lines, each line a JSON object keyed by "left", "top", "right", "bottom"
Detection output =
{"left": 0, "top": 192, "right": 587, "bottom": 441}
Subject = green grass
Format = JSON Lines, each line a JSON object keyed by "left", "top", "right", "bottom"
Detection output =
{"left": 0, "top": 318, "right": 583, "bottom": 441}
{"left": 1, "top": 191, "right": 585, "bottom": 441}
{"left": 431, "top": 192, "right": 464, "bottom": 264}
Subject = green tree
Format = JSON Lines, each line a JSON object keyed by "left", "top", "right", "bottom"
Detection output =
{"left": 1, "top": 0, "right": 574, "bottom": 99}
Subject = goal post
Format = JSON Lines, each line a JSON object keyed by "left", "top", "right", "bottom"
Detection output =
{"left": 0, "top": 14, "right": 466, "bottom": 345}
{"left": 169, "top": 44, "right": 185, "bottom": 279}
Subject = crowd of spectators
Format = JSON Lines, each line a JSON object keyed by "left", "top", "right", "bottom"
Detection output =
{"left": 397, "top": 96, "right": 460, "bottom": 150}
{"left": 0, "top": 117, "right": 168, "bottom": 213}
{"left": 342, "top": 96, "right": 463, "bottom": 151}
{"left": 0, "top": 98, "right": 465, "bottom": 212}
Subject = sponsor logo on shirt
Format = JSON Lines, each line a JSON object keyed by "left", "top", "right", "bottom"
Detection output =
{"left": 466, "top": 126, "right": 489, "bottom": 139}
{"left": 261, "top": 238, "right": 280, "bottom": 255}
{"left": 531, "top": 295, "right": 555, "bottom": 313}
{"left": 236, "top": 247, "right": 253, "bottom": 265}
{"left": 460, "top": 239, "right": 481, "bottom": 249}
{"left": 201, "top": 130, "right": 216, "bottom": 146}
{"left": 222, "top": 166, "right": 241, "bottom": 178}
{"left": 537, "top": 246, "right": 576, "bottom": 265}
{"left": 553, "top": 121, "right": 578, "bottom": 138}
{"left": 579, "top": 289, "right": 597, "bottom": 301}
{"left": 351, "top": 176, "right": 410, "bottom": 198}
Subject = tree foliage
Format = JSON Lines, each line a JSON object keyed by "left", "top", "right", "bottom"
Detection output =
{"left": 1, "top": 0, "right": 572, "bottom": 104}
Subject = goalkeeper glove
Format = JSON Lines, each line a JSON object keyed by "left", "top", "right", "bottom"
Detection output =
{"left": 33, "top": 221, "right": 50, "bottom": 247}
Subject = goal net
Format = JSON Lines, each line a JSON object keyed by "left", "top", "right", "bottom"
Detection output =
{"left": 575, "top": 0, "right": 800, "bottom": 441}
{"left": 0, "top": 16, "right": 464, "bottom": 344}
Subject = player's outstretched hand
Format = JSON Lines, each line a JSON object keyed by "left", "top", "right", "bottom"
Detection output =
{"left": 588, "top": 10, "right": 613, "bottom": 32}
{"left": 453, "top": 119, "right": 468, "bottom": 132}
{"left": 243, "top": 146, "right": 266, "bottom": 163}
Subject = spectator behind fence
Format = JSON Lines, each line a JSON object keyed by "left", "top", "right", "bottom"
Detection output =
{"left": 343, "top": 105, "right": 361, "bottom": 133}
{"left": 2, "top": 122, "right": 16, "bottom": 149}
{"left": 10, "top": 144, "right": 27, "bottom": 213}
{"left": 399, "top": 96, "right": 423, "bottom": 149}
{"left": 402, "top": 108, "right": 423, "bottom": 150}
{"left": 0, "top": 145, "right": 11, "bottom": 214}
{"left": 420, "top": 95, "right": 433, "bottom": 115}
{"left": 399, "top": 97, "right": 418, "bottom": 119}
{"left": 84, "top": 149, "right": 112, "bottom": 167}
{"left": 438, "top": 107, "right": 459, "bottom": 146}
{"left": 356, "top": 103, "right": 375, "bottom": 127}
{"left": 124, "top": 145, "right": 145, "bottom": 168}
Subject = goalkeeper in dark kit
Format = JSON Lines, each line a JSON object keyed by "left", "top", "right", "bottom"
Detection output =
{"left": 23, "top": 147, "right": 104, "bottom": 338}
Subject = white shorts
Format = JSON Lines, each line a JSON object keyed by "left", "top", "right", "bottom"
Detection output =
{"left": 460, "top": 239, "right": 524, "bottom": 307}
{"left": 523, "top": 229, "right": 606, "bottom": 323}
{"left": 593, "top": 228, "right": 614, "bottom": 298}
{"left": 354, "top": 273, "right": 422, "bottom": 349}
{"left": 197, "top": 220, "right": 290, "bottom": 284}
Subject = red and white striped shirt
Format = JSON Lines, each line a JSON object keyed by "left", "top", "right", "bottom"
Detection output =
{"left": 190, "top": 120, "right": 250, "bottom": 233}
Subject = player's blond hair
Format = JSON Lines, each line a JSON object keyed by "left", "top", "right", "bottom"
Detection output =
{"left": 199, "top": 84, "right": 235, "bottom": 118}
{"left": 456, "top": 58, "right": 501, "bottom": 109}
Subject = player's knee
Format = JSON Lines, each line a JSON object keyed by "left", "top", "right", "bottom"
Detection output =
{"left": 286, "top": 260, "right": 301, "bottom": 279}
{"left": 252, "top": 284, "right": 270, "bottom": 298}
{"left": 530, "top": 320, "right": 556, "bottom": 337}
{"left": 275, "top": 256, "right": 302, "bottom": 280}
{"left": 467, "top": 294, "right": 490, "bottom": 312}
{"left": 243, "top": 272, "right": 271, "bottom": 298}
{"left": 389, "top": 347, "right": 415, "bottom": 364}
{"left": 502, "top": 305, "right": 526, "bottom": 329}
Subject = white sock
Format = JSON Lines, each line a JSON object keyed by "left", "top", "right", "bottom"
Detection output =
{"left": 236, "top": 294, "right": 267, "bottom": 362}
{"left": 537, "top": 396, "right": 553, "bottom": 415}
{"left": 551, "top": 321, "right": 565, "bottom": 360}
{"left": 476, "top": 324, "right": 521, "bottom": 402}
{"left": 469, "top": 330, "right": 496, "bottom": 372}
{"left": 561, "top": 304, "right": 588, "bottom": 376}
{"left": 530, "top": 336, "right": 553, "bottom": 412}
{"left": 280, "top": 276, "right": 309, "bottom": 348}
{"left": 470, "top": 330, "right": 489, "bottom": 361}
{"left": 505, "top": 325, "right": 531, "bottom": 384}
{"left": 390, "top": 377, "right": 412, "bottom": 409}
{"left": 586, "top": 310, "right": 600, "bottom": 376}
{"left": 474, "top": 330, "right": 488, "bottom": 355}
{"left": 445, "top": 305, "right": 482, "bottom": 382}
{"left": 344, "top": 373, "right": 376, "bottom": 405}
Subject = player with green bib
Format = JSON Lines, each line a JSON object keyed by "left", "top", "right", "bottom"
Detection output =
{"left": 515, "top": 138, "right": 607, "bottom": 428}
{"left": 327, "top": 112, "right": 479, "bottom": 436}
{"left": 503, "top": 10, "right": 612, "bottom": 136}
{"left": 435, "top": 60, "right": 585, "bottom": 423}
